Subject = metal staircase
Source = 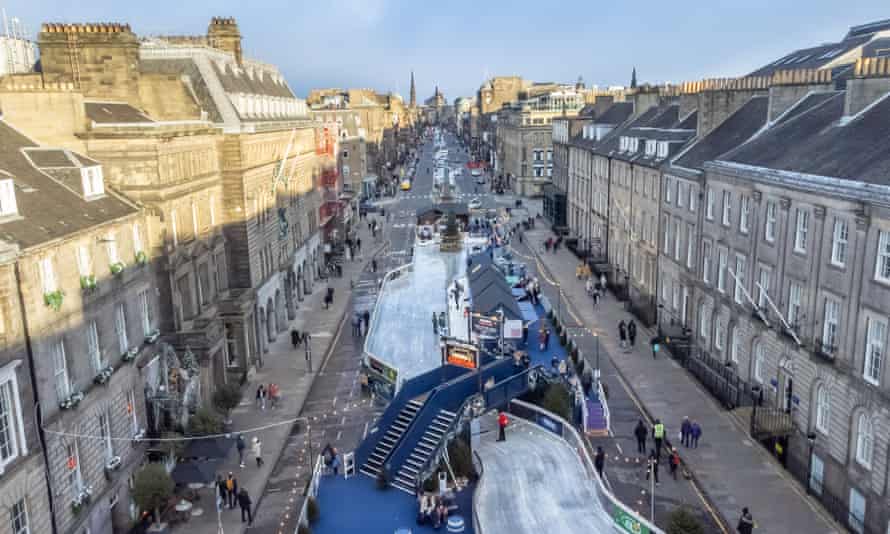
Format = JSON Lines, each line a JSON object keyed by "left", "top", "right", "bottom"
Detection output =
{"left": 392, "top": 408, "right": 457, "bottom": 493}
{"left": 359, "top": 399, "right": 424, "bottom": 478}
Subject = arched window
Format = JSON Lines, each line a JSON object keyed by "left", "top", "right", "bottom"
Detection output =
{"left": 815, "top": 385, "right": 830, "bottom": 434}
{"left": 855, "top": 413, "right": 873, "bottom": 468}
{"left": 753, "top": 342, "right": 764, "bottom": 383}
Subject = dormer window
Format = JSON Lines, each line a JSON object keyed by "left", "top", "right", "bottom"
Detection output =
{"left": 81, "top": 166, "right": 105, "bottom": 198}
{"left": 630, "top": 137, "right": 639, "bottom": 153}
{"left": 645, "top": 140, "right": 657, "bottom": 156}
{"left": 620, "top": 136, "right": 629, "bottom": 151}
{"left": 0, "top": 179, "right": 18, "bottom": 217}
{"left": 656, "top": 142, "right": 669, "bottom": 159}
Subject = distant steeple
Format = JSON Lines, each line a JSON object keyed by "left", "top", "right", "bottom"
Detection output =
{"left": 410, "top": 70, "right": 416, "bottom": 108}
{"left": 630, "top": 67, "right": 637, "bottom": 89}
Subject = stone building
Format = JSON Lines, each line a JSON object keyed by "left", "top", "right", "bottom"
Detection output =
{"left": 0, "top": 119, "right": 155, "bottom": 534}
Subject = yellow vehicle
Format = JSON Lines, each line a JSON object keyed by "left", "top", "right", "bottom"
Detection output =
{"left": 400, "top": 179, "right": 412, "bottom": 191}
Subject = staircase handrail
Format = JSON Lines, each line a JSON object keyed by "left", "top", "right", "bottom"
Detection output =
{"left": 597, "top": 379, "right": 611, "bottom": 432}
{"left": 412, "top": 392, "right": 478, "bottom": 489}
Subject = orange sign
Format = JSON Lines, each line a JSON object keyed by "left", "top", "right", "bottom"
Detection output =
{"left": 442, "top": 340, "right": 479, "bottom": 370}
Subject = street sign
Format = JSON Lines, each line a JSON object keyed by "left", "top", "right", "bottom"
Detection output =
{"left": 441, "top": 339, "right": 479, "bottom": 370}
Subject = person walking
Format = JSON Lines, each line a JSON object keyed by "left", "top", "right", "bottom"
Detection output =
{"left": 645, "top": 449, "right": 660, "bottom": 485}
{"left": 627, "top": 320, "right": 637, "bottom": 347}
{"left": 543, "top": 328, "right": 551, "bottom": 350}
{"left": 225, "top": 473, "right": 238, "bottom": 509}
{"left": 585, "top": 277, "right": 593, "bottom": 295}
{"left": 216, "top": 475, "right": 227, "bottom": 507}
{"left": 681, "top": 417, "right": 692, "bottom": 448}
{"left": 432, "top": 312, "right": 439, "bottom": 334}
{"left": 371, "top": 258, "right": 378, "bottom": 273}
{"left": 650, "top": 336, "right": 661, "bottom": 359}
{"left": 618, "top": 321, "right": 627, "bottom": 349}
{"left": 255, "top": 385, "right": 265, "bottom": 410}
{"left": 669, "top": 448, "right": 680, "bottom": 480}
{"left": 594, "top": 446, "right": 606, "bottom": 479}
{"left": 304, "top": 339, "right": 313, "bottom": 372}
{"left": 236, "top": 434, "right": 246, "bottom": 467}
{"left": 252, "top": 437, "right": 264, "bottom": 467}
{"left": 690, "top": 420, "right": 702, "bottom": 448}
{"left": 363, "top": 310, "right": 371, "bottom": 335}
{"left": 497, "top": 411, "right": 508, "bottom": 442}
{"left": 291, "top": 328, "right": 301, "bottom": 349}
{"left": 238, "top": 488, "right": 253, "bottom": 524}
{"left": 737, "top": 508, "right": 755, "bottom": 534}
{"left": 634, "top": 419, "right": 648, "bottom": 454}
{"left": 352, "top": 312, "right": 361, "bottom": 337}
{"left": 652, "top": 419, "right": 665, "bottom": 460}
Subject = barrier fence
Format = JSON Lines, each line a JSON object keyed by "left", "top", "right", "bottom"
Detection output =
{"left": 295, "top": 454, "right": 324, "bottom": 531}
{"left": 362, "top": 261, "right": 412, "bottom": 396}
{"left": 508, "top": 399, "right": 664, "bottom": 534}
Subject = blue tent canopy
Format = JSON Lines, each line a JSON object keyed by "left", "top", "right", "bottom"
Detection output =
{"left": 518, "top": 301, "right": 538, "bottom": 322}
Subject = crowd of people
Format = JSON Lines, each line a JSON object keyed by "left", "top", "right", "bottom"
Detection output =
{"left": 415, "top": 490, "right": 452, "bottom": 529}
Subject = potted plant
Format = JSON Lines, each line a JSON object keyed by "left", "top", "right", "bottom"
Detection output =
{"left": 133, "top": 463, "right": 174, "bottom": 534}
{"left": 135, "top": 250, "right": 148, "bottom": 266}
{"left": 187, "top": 408, "right": 223, "bottom": 436}
{"left": 212, "top": 383, "right": 242, "bottom": 427}
{"left": 306, "top": 496, "right": 320, "bottom": 524}
{"left": 80, "top": 274, "right": 98, "bottom": 292}
{"left": 109, "top": 261, "right": 125, "bottom": 276}
{"left": 44, "top": 289, "right": 64, "bottom": 311}
{"left": 93, "top": 365, "right": 114, "bottom": 385}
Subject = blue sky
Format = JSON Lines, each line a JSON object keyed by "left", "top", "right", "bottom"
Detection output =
{"left": 9, "top": 0, "right": 890, "bottom": 101}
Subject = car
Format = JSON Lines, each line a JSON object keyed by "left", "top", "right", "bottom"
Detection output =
{"left": 468, "top": 198, "right": 482, "bottom": 209}
{"left": 400, "top": 179, "right": 411, "bottom": 191}
{"left": 470, "top": 169, "right": 482, "bottom": 177}
{"left": 475, "top": 176, "right": 485, "bottom": 185}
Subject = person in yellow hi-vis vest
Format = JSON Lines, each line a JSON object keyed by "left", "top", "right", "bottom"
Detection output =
{"left": 652, "top": 419, "right": 665, "bottom": 460}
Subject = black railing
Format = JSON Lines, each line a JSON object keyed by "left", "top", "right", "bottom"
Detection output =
{"left": 684, "top": 351, "right": 753, "bottom": 410}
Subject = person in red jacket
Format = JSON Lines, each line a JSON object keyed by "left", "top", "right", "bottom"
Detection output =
{"left": 498, "top": 411, "right": 508, "bottom": 442}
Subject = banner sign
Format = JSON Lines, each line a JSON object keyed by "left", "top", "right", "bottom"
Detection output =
{"left": 366, "top": 354, "right": 398, "bottom": 385}
{"left": 472, "top": 314, "right": 500, "bottom": 339}
{"left": 441, "top": 339, "right": 479, "bottom": 370}
{"left": 536, "top": 413, "right": 563, "bottom": 436}
{"left": 503, "top": 319, "right": 523, "bottom": 339}
{"left": 613, "top": 505, "right": 650, "bottom": 534}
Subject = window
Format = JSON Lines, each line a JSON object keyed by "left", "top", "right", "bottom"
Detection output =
{"left": 81, "top": 167, "right": 104, "bottom": 197}
{"left": 127, "top": 390, "right": 139, "bottom": 437}
{"left": 765, "top": 201, "right": 777, "bottom": 242}
{"left": 706, "top": 189, "right": 714, "bottom": 220}
{"left": 139, "top": 290, "right": 152, "bottom": 336}
{"left": 809, "top": 453, "right": 824, "bottom": 496}
{"left": 875, "top": 230, "right": 890, "bottom": 283}
{"left": 757, "top": 267, "right": 771, "bottom": 309}
{"left": 665, "top": 178, "right": 673, "bottom": 204}
{"left": 546, "top": 149, "right": 553, "bottom": 161}
{"left": 686, "top": 224, "right": 695, "bottom": 269}
{"left": 699, "top": 308, "right": 710, "bottom": 343}
{"left": 717, "top": 248, "right": 728, "bottom": 293}
{"left": 864, "top": 317, "right": 886, "bottom": 386}
{"left": 132, "top": 224, "right": 143, "bottom": 254}
{"left": 672, "top": 283, "right": 680, "bottom": 311}
{"left": 115, "top": 304, "right": 128, "bottom": 354}
{"left": 722, "top": 191, "right": 732, "bottom": 226}
{"left": 715, "top": 319, "right": 725, "bottom": 350}
{"left": 830, "top": 218, "right": 848, "bottom": 267}
{"left": 794, "top": 209, "right": 809, "bottom": 253}
{"left": 199, "top": 263, "right": 211, "bottom": 305}
{"left": 849, "top": 487, "right": 866, "bottom": 534}
{"left": 225, "top": 323, "right": 239, "bottom": 367}
{"left": 0, "top": 180, "right": 18, "bottom": 217}
{"left": 98, "top": 411, "right": 114, "bottom": 463}
{"left": 855, "top": 414, "right": 874, "bottom": 468}
{"left": 76, "top": 246, "right": 90, "bottom": 276}
{"left": 815, "top": 385, "right": 830, "bottom": 434}
{"left": 673, "top": 220, "right": 682, "bottom": 261}
{"left": 788, "top": 283, "right": 802, "bottom": 327}
{"left": 677, "top": 182, "right": 686, "bottom": 208}
{"left": 663, "top": 215, "right": 671, "bottom": 254}
{"left": 0, "top": 377, "right": 24, "bottom": 469}
{"left": 171, "top": 209, "right": 179, "bottom": 247}
{"left": 39, "top": 258, "right": 56, "bottom": 294}
{"left": 689, "top": 186, "right": 697, "bottom": 212}
{"left": 702, "top": 242, "right": 712, "bottom": 284}
{"left": 10, "top": 498, "right": 28, "bottom": 534}
{"left": 106, "top": 233, "right": 119, "bottom": 264}
{"left": 739, "top": 195, "right": 750, "bottom": 233}
{"left": 753, "top": 343, "right": 764, "bottom": 383}
{"left": 729, "top": 328, "right": 740, "bottom": 363}
{"left": 52, "top": 341, "right": 69, "bottom": 401}
{"left": 734, "top": 254, "right": 746, "bottom": 304}
{"left": 87, "top": 321, "right": 103, "bottom": 372}
{"left": 822, "top": 299, "right": 840, "bottom": 353}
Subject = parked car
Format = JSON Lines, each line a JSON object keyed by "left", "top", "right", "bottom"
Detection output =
{"left": 468, "top": 198, "right": 482, "bottom": 209}
{"left": 471, "top": 169, "right": 482, "bottom": 177}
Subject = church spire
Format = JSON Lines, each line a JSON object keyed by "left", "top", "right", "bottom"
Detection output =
{"left": 410, "top": 70, "right": 416, "bottom": 108}
{"left": 630, "top": 67, "right": 637, "bottom": 89}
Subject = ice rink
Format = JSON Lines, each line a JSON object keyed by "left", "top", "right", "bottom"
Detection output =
{"left": 366, "top": 242, "right": 467, "bottom": 381}
{"left": 475, "top": 419, "right": 618, "bottom": 534}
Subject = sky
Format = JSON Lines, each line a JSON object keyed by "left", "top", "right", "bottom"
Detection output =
{"left": 7, "top": 0, "right": 890, "bottom": 101}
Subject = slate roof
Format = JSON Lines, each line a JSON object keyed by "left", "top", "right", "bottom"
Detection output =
{"left": 673, "top": 96, "right": 769, "bottom": 171}
{"left": 593, "top": 102, "right": 633, "bottom": 125}
{"left": 0, "top": 120, "right": 138, "bottom": 249}
{"left": 721, "top": 91, "right": 890, "bottom": 185}
{"left": 676, "top": 110, "right": 698, "bottom": 130}
{"left": 748, "top": 36, "right": 872, "bottom": 77}
{"left": 649, "top": 105, "right": 680, "bottom": 128}
{"left": 469, "top": 266, "right": 508, "bottom": 296}
{"left": 589, "top": 105, "right": 663, "bottom": 156}
{"left": 471, "top": 281, "right": 522, "bottom": 320}
{"left": 773, "top": 91, "right": 843, "bottom": 126}
{"left": 211, "top": 61, "right": 295, "bottom": 99}
{"left": 85, "top": 102, "right": 155, "bottom": 124}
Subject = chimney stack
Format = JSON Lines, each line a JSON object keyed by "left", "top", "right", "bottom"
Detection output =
{"left": 767, "top": 68, "right": 834, "bottom": 121}
{"left": 207, "top": 17, "right": 242, "bottom": 64}
{"left": 844, "top": 57, "right": 890, "bottom": 117}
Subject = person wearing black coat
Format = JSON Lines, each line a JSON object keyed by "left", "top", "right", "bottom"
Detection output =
{"left": 634, "top": 419, "right": 648, "bottom": 454}
{"left": 594, "top": 446, "right": 606, "bottom": 479}
{"left": 238, "top": 488, "right": 253, "bottom": 524}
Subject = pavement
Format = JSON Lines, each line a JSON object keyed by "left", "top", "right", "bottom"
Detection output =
{"left": 514, "top": 228, "right": 840, "bottom": 534}
{"left": 475, "top": 415, "right": 616, "bottom": 534}
{"left": 172, "top": 222, "right": 383, "bottom": 534}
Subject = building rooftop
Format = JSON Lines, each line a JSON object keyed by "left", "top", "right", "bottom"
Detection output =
{"left": 593, "top": 102, "right": 634, "bottom": 125}
{"left": 673, "top": 96, "right": 769, "bottom": 171}
{"left": 85, "top": 102, "right": 155, "bottom": 124}
{"left": 0, "top": 120, "right": 138, "bottom": 249}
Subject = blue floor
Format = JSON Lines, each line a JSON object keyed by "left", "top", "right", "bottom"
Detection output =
{"left": 312, "top": 474, "right": 475, "bottom": 534}
{"left": 519, "top": 304, "right": 568, "bottom": 369}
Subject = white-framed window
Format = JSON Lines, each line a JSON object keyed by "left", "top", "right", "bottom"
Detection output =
{"left": 809, "top": 454, "right": 824, "bottom": 496}
{"left": 686, "top": 224, "right": 695, "bottom": 269}
{"left": 864, "top": 317, "right": 886, "bottom": 386}
{"left": 830, "top": 218, "right": 848, "bottom": 267}
{"left": 822, "top": 298, "right": 840, "bottom": 353}
{"left": 673, "top": 219, "right": 682, "bottom": 261}
{"left": 855, "top": 413, "right": 874, "bottom": 468}
{"left": 788, "top": 283, "right": 802, "bottom": 327}
{"left": 734, "top": 254, "right": 746, "bottom": 304}
{"left": 689, "top": 185, "right": 697, "bottom": 213}
{"left": 717, "top": 248, "right": 728, "bottom": 293}
{"left": 875, "top": 230, "right": 890, "bottom": 283}
{"left": 98, "top": 411, "right": 114, "bottom": 463}
{"left": 699, "top": 308, "right": 710, "bottom": 343}
{"left": 757, "top": 266, "right": 771, "bottom": 309}
{"left": 677, "top": 182, "right": 686, "bottom": 208}
{"left": 132, "top": 224, "right": 143, "bottom": 254}
{"left": 139, "top": 290, "right": 152, "bottom": 337}
{"left": 849, "top": 487, "right": 866, "bottom": 534}
{"left": 815, "top": 384, "right": 830, "bottom": 435}
{"left": 722, "top": 191, "right": 732, "bottom": 226}
{"left": 706, "top": 188, "right": 714, "bottom": 220}
{"left": 715, "top": 319, "right": 725, "bottom": 350}
{"left": 87, "top": 321, "right": 103, "bottom": 372}
{"left": 663, "top": 215, "right": 671, "bottom": 254}
{"left": 10, "top": 498, "right": 28, "bottom": 534}
{"left": 765, "top": 201, "right": 777, "bottom": 242}
{"left": 76, "top": 245, "right": 91, "bottom": 277}
{"left": 106, "top": 233, "right": 119, "bottom": 264}
{"left": 665, "top": 178, "right": 673, "bottom": 204}
{"left": 794, "top": 209, "right": 809, "bottom": 253}
{"left": 672, "top": 283, "right": 680, "bottom": 311}
{"left": 739, "top": 195, "right": 750, "bottom": 233}
{"left": 753, "top": 342, "right": 764, "bottom": 383}
{"left": 0, "top": 373, "right": 25, "bottom": 470}
{"left": 81, "top": 166, "right": 105, "bottom": 197}
{"left": 729, "top": 328, "right": 740, "bottom": 363}
{"left": 0, "top": 179, "right": 18, "bottom": 217}
{"left": 702, "top": 242, "right": 712, "bottom": 284}
{"left": 66, "top": 441, "right": 83, "bottom": 496}
{"left": 39, "top": 258, "right": 56, "bottom": 294}
{"left": 661, "top": 273, "right": 669, "bottom": 303}
{"left": 127, "top": 390, "right": 139, "bottom": 437}
{"left": 52, "top": 341, "right": 69, "bottom": 401}
{"left": 171, "top": 209, "right": 179, "bottom": 247}
{"left": 115, "top": 303, "right": 128, "bottom": 354}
